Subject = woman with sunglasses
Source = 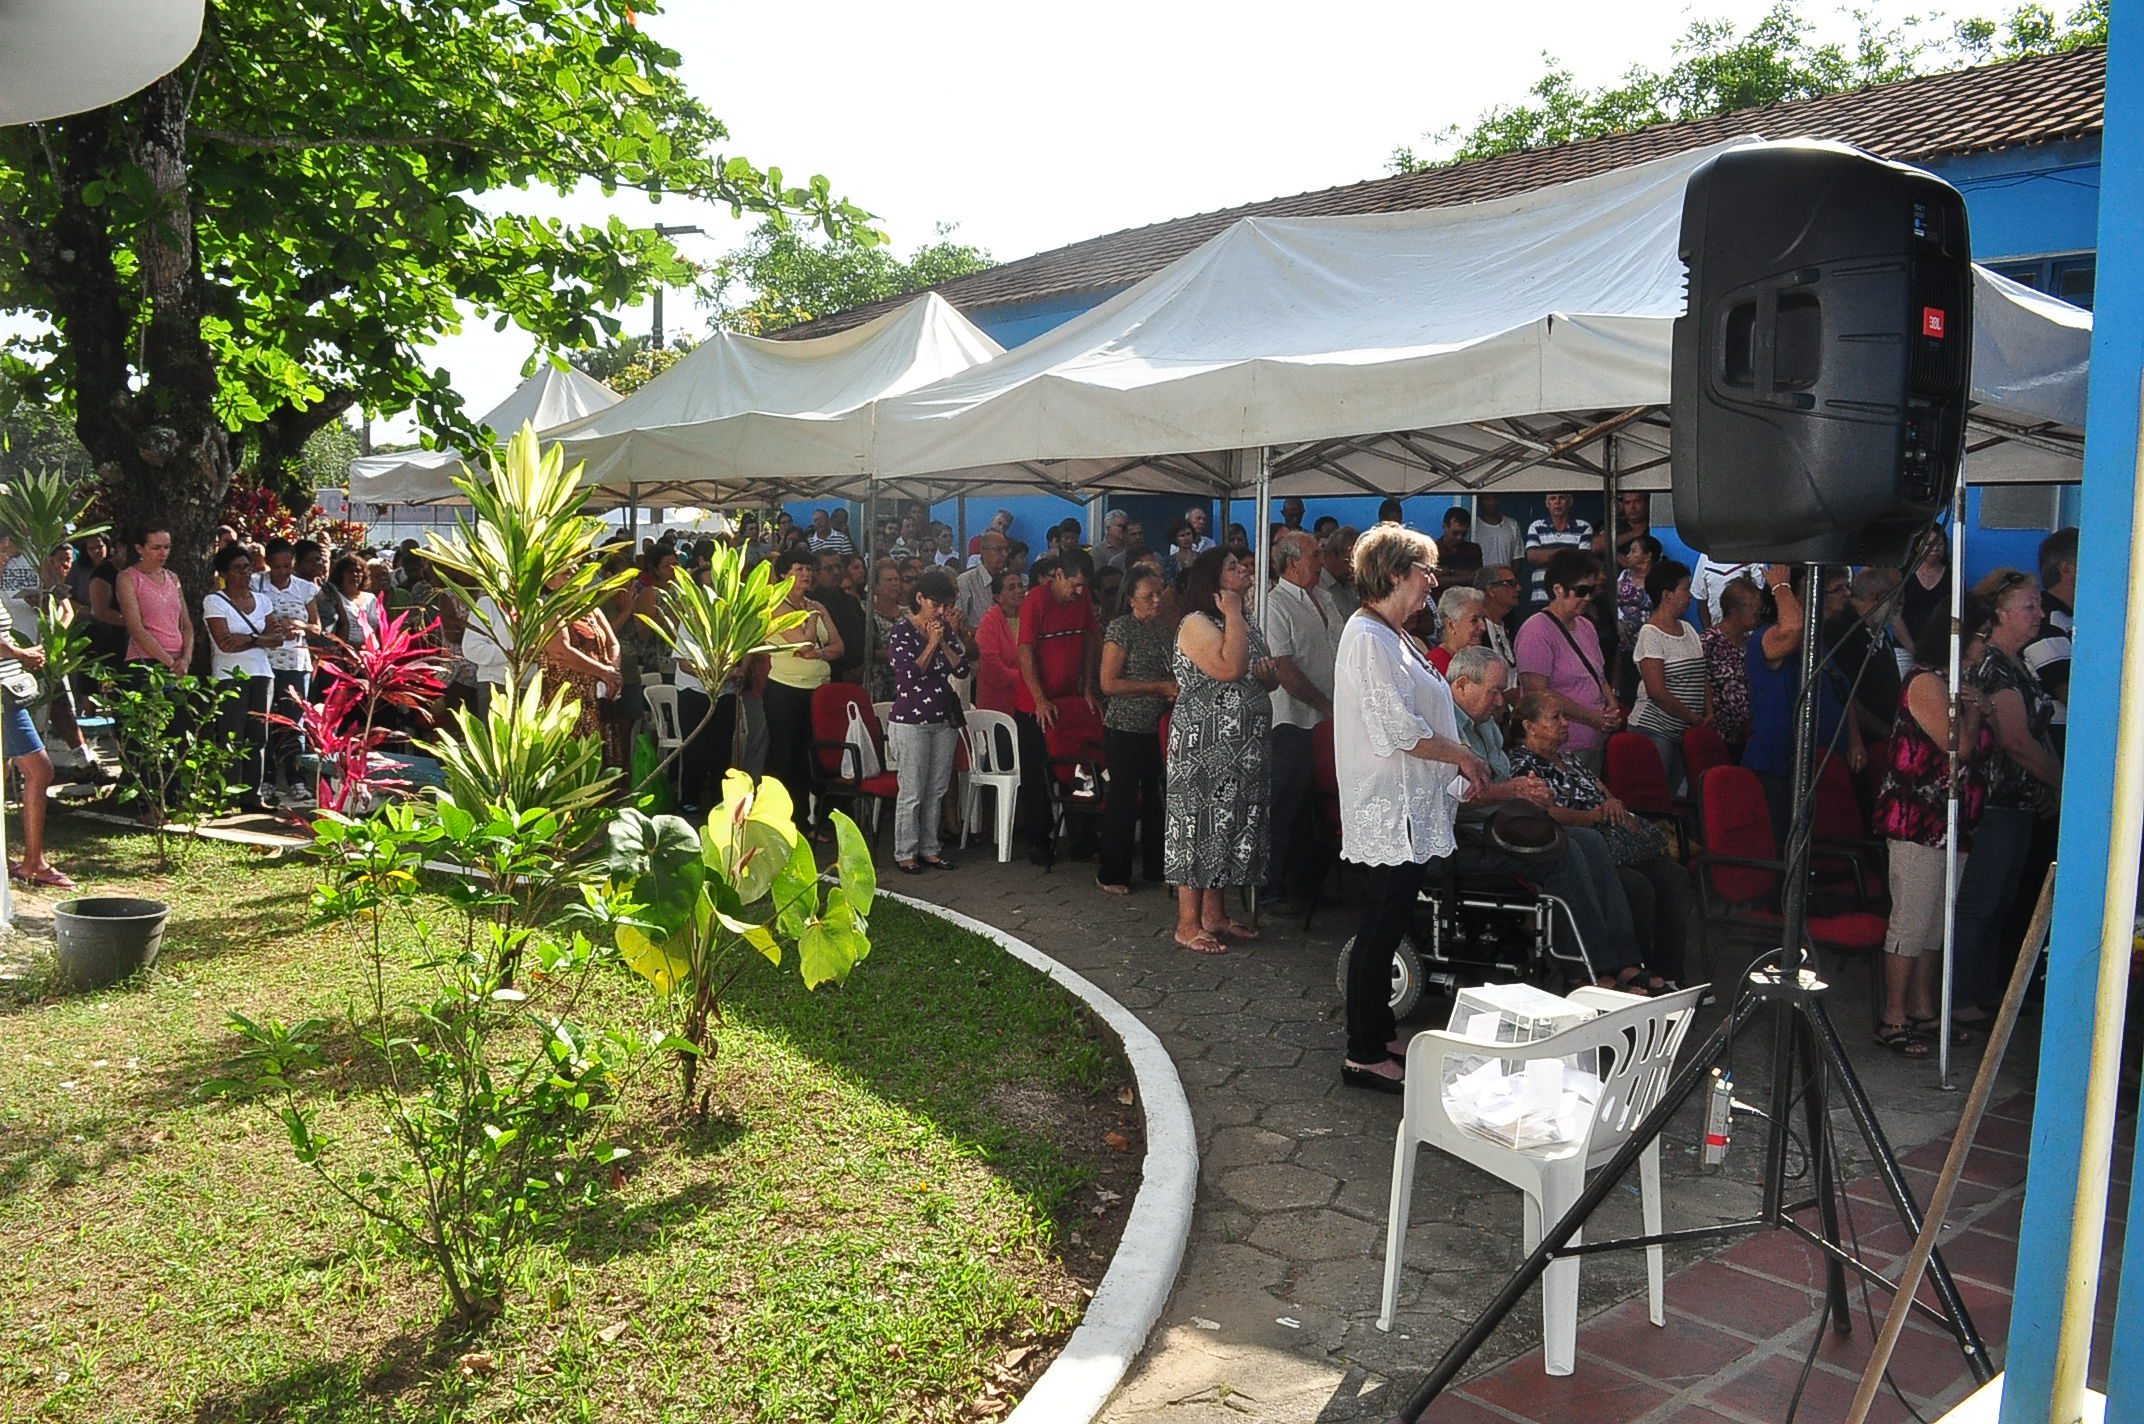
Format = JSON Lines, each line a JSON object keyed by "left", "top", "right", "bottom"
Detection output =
{"left": 1514, "top": 548, "right": 1623, "bottom": 774}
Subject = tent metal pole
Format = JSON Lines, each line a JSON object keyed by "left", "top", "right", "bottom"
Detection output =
{"left": 626, "top": 483, "right": 639, "bottom": 541}
{"left": 1086, "top": 491, "right": 1103, "bottom": 550}
{"left": 1939, "top": 472, "right": 1966, "bottom": 1089}
{"left": 1250, "top": 448, "right": 1272, "bottom": 633}
{"left": 957, "top": 496, "right": 968, "bottom": 558}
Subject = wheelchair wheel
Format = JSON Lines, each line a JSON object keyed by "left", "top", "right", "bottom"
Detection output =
{"left": 1335, "top": 934, "right": 1427, "bottom": 1020}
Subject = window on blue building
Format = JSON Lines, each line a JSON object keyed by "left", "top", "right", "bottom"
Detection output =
{"left": 1990, "top": 253, "right": 2096, "bottom": 310}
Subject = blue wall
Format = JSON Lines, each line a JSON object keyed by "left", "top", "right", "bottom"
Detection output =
{"left": 1924, "top": 138, "right": 2102, "bottom": 262}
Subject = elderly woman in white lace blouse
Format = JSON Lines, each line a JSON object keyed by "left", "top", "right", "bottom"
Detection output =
{"left": 1332, "top": 524, "right": 1490, "bottom": 1094}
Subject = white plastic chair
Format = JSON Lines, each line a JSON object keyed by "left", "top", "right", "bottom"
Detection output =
{"left": 1377, "top": 984, "right": 1706, "bottom": 1375}
{"left": 960, "top": 708, "right": 1020, "bottom": 863}
{"left": 643, "top": 684, "right": 685, "bottom": 787}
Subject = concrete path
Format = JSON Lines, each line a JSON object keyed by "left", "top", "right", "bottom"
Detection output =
{"left": 888, "top": 849, "right": 2039, "bottom": 1423}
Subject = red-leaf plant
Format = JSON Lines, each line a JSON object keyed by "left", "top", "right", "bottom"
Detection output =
{"left": 268, "top": 610, "right": 446, "bottom": 815}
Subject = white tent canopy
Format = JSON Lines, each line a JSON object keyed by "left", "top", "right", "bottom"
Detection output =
{"left": 862, "top": 137, "right": 2091, "bottom": 502}
{"left": 533, "top": 293, "right": 1004, "bottom": 506}
{"left": 348, "top": 362, "right": 622, "bottom": 504}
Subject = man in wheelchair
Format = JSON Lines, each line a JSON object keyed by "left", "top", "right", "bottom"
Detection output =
{"left": 1444, "top": 646, "right": 1659, "bottom": 996}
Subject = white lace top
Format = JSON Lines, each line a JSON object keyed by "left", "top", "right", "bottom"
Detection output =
{"left": 1333, "top": 611, "right": 1464, "bottom": 867}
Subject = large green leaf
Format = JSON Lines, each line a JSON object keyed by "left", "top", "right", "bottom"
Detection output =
{"left": 703, "top": 771, "right": 798, "bottom": 905}
{"left": 830, "top": 811, "right": 876, "bottom": 919}
{"left": 605, "top": 808, "right": 704, "bottom": 936}
{"left": 796, "top": 921, "right": 870, "bottom": 990}
{"left": 770, "top": 833, "right": 821, "bottom": 943}
{"left": 616, "top": 923, "right": 692, "bottom": 996}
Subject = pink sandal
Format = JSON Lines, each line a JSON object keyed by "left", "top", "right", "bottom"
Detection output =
{"left": 10, "top": 864, "right": 75, "bottom": 890}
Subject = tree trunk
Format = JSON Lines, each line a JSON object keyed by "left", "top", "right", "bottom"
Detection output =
{"left": 47, "top": 73, "right": 231, "bottom": 621}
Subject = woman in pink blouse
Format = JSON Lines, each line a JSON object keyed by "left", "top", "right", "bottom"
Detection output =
{"left": 116, "top": 525, "right": 191, "bottom": 675}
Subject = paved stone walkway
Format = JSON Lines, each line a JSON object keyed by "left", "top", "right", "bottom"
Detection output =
{"left": 888, "top": 848, "right": 2040, "bottom": 1423}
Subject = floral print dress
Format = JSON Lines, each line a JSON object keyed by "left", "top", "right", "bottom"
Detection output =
{"left": 1162, "top": 613, "right": 1272, "bottom": 888}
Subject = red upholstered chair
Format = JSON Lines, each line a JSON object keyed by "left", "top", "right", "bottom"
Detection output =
{"left": 1812, "top": 754, "right": 1887, "bottom": 906}
{"left": 1604, "top": 732, "right": 1696, "bottom": 855}
{"left": 1693, "top": 766, "right": 1885, "bottom": 977}
{"left": 1682, "top": 724, "right": 1732, "bottom": 797}
{"left": 809, "top": 682, "right": 899, "bottom": 838}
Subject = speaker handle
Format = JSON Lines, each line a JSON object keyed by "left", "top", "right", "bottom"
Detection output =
{"left": 1718, "top": 272, "right": 1820, "bottom": 412}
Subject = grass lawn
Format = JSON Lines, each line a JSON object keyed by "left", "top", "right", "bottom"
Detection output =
{"left": 0, "top": 820, "right": 1139, "bottom": 1422}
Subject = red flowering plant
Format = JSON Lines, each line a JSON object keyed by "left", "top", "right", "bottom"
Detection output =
{"left": 269, "top": 609, "right": 446, "bottom": 815}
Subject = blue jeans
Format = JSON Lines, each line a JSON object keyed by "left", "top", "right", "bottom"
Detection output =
{"left": 888, "top": 720, "right": 958, "bottom": 862}
{"left": 1951, "top": 804, "right": 2037, "bottom": 1009}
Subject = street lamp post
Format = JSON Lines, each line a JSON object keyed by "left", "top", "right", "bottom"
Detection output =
{"left": 650, "top": 222, "right": 706, "bottom": 350}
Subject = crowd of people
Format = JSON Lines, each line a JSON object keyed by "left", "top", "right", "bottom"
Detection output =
{"left": 12, "top": 494, "right": 2071, "bottom": 1094}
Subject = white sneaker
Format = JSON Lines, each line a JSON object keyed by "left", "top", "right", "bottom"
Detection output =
{"left": 283, "top": 785, "right": 317, "bottom": 809}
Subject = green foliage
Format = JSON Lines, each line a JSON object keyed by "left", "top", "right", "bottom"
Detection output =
{"left": 1954, "top": 0, "right": 2107, "bottom": 59}
{"left": 606, "top": 774, "right": 874, "bottom": 1114}
{"left": 0, "top": 466, "right": 109, "bottom": 562}
{"left": 419, "top": 424, "right": 639, "bottom": 692}
{"left": 104, "top": 666, "right": 249, "bottom": 866}
{"left": 1389, "top": 0, "right": 2105, "bottom": 171}
{"left": 2, "top": 0, "right": 874, "bottom": 600}
{"left": 426, "top": 672, "right": 619, "bottom": 851}
{"left": 0, "top": 394, "right": 95, "bottom": 486}
{"left": 567, "top": 336, "right": 694, "bottom": 396}
{"left": 706, "top": 220, "right": 993, "bottom": 334}
{"left": 209, "top": 805, "right": 656, "bottom": 1327}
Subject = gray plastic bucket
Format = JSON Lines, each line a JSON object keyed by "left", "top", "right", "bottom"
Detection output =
{"left": 52, "top": 897, "right": 170, "bottom": 990}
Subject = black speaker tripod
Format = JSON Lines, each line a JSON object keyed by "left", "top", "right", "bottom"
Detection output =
{"left": 1387, "top": 564, "right": 1995, "bottom": 1422}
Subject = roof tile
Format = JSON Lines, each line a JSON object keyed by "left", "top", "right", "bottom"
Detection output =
{"left": 780, "top": 47, "right": 2103, "bottom": 339}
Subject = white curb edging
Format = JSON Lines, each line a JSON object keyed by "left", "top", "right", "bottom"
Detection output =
{"left": 876, "top": 890, "right": 1197, "bottom": 1424}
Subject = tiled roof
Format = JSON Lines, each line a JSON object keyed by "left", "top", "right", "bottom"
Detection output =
{"left": 781, "top": 46, "right": 2103, "bottom": 339}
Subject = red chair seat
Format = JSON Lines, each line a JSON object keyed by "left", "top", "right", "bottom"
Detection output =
{"left": 1731, "top": 905, "right": 1889, "bottom": 951}
{"left": 854, "top": 771, "right": 900, "bottom": 798}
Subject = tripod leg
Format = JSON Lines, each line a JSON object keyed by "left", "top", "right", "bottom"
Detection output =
{"left": 1793, "top": 1009, "right": 1853, "bottom": 1333}
{"left": 1805, "top": 997, "right": 1995, "bottom": 1382}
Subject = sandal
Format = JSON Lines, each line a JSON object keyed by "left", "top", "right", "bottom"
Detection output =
{"left": 1205, "top": 918, "right": 1261, "bottom": 941}
{"left": 1095, "top": 879, "right": 1131, "bottom": 896}
{"left": 10, "top": 864, "right": 75, "bottom": 890}
{"left": 1603, "top": 970, "right": 1653, "bottom": 997}
{"left": 1876, "top": 1023, "right": 1932, "bottom": 1059}
{"left": 893, "top": 860, "right": 923, "bottom": 876}
{"left": 1174, "top": 930, "right": 1228, "bottom": 956}
{"left": 919, "top": 857, "right": 954, "bottom": 871}
{"left": 1910, "top": 1016, "right": 1976, "bottom": 1046}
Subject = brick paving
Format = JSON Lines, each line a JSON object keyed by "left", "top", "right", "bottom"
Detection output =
{"left": 886, "top": 847, "right": 2067, "bottom": 1422}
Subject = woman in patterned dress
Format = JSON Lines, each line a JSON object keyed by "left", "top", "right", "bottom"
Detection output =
{"left": 1163, "top": 549, "right": 1279, "bottom": 954}
{"left": 1870, "top": 595, "right": 1993, "bottom": 1056}
{"left": 541, "top": 574, "right": 626, "bottom": 769}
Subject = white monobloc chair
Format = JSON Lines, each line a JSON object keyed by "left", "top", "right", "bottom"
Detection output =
{"left": 1377, "top": 984, "right": 1706, "bottom": 1375}
{"left": 643, "top": 684, "right": 685, "bottom": 787}
{"left": 960, "top": 708, "right": 1020, "bottom": 863}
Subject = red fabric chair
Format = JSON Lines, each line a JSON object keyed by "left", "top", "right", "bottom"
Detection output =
{"left": 808, "top": 682, "right": 899, "bottom": 834}
{"left": 1604, "top": 732, "right": 1696, "bottom": 853}
{"left": 1812, "top": 753, "right": 1887, "bottom": 904}
{"left": 1040, "top": 698, "right": 1108, "bottom": 857}
{"left": 1693, "top": 766, "right": 1885, "bottom": 972}
{"left": 1682, "top": 724, "right": 1732, "bottom": 796}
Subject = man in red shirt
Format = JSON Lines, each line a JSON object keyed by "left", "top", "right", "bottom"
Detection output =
{"left": 1015, "top": 550, "right": 1099, "bottom": 864}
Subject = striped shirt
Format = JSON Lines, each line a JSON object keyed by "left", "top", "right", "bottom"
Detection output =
{"left": 1523, "top": 517, "right": 1594, "bottom": 604}
{"left": 1630, "top": 620, "right": 1708, "bottom": 736}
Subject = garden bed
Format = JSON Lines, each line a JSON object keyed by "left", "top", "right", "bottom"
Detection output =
{"left": 0, "top": 823, "right": 1139, "bottom": 1422}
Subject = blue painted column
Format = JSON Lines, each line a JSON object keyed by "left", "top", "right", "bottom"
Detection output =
{"left": 2002, "top": 12, "right": 2143, "bottom": 1421}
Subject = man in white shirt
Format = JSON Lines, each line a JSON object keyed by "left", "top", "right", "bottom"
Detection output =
{"left": 1091, "top": 510, "right": 1132, "bottom": 571}
{"left": 1690, "top": 556, "right": 1764, "bottom": 625}
{"left": 1184, "top": 506, "right": 1217, "bottom": 554}
{"left": 1470, "top": 493, "right": 1524, "bottom": 573}
{"left": 956, "top": 530, "right": 1009, "bottom": 629}
{"left": 1263, "top": 530, "right": 1339, "bottom": 909}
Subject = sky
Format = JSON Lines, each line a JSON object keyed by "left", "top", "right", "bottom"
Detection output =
{"left": 385, "top": 1, "right": 1955, "bottom": 437}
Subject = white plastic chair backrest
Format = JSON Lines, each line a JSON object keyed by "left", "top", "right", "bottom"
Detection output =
{"left": 644, "top": 684, "right": 684, "bottom": 746}
{"left": 964, "top": 708, "right": 1019, "bottom": 778}
{"left": 1561, "top": 985, "right": 1706, "bottom": 1160}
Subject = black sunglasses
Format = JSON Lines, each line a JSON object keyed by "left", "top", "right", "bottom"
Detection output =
{"left": 1568, "top": 583, "right": 1597, "bottom": 599}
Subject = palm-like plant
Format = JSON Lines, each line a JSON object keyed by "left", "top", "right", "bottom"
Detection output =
{"left": 0, "top": 465, "right": 109, "bottom": 561}
{"left": 417, "top": 424, "right": 636, "bottom": 692}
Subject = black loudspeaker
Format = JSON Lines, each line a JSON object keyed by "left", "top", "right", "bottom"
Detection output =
{"left": 1670, "top": 141, "right": 1972, "bottom": 565}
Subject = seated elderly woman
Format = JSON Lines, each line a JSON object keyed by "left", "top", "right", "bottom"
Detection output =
{"left": 1444, "top": 646, "right": 1661, "bottom": 995}
{"left": 1427, "top": 584, "right": 1486, "bottom": 676}
{"left": 1506, "top": 690, "right": 1691, "bottom": 989}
